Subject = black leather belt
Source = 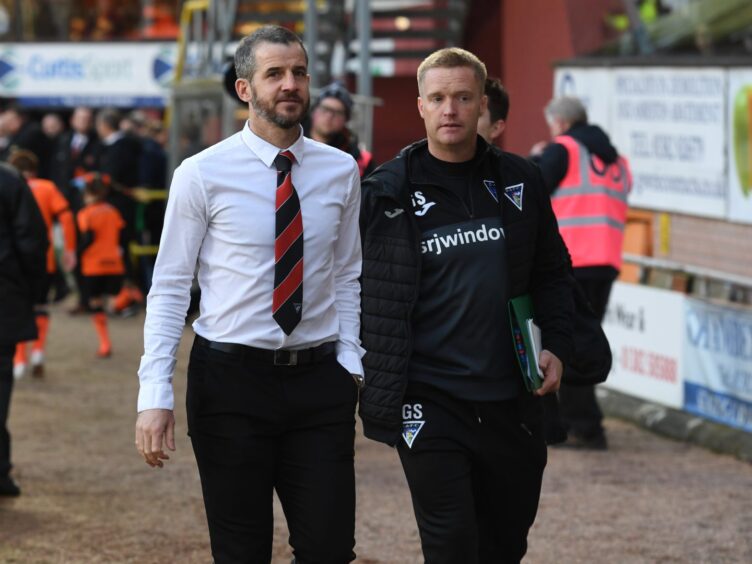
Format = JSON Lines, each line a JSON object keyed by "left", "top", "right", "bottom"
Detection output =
{"left": 194, "top": 335, "right": 335, "bottom": 366}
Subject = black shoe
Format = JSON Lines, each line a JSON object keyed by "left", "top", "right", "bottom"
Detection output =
{"left": 0, "top": 475, "right": 21, "bottom": 497}
{"left": 552, "top": 433, "right": 608, "bottom": 451}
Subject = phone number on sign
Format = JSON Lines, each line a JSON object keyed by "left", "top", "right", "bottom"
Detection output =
{"left": 620, "top": 346, "right": 678, "bottom": 383}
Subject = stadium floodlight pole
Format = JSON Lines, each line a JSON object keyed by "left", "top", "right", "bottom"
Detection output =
{"left": 305, "top": 0, "right": 319, "bottom": 89}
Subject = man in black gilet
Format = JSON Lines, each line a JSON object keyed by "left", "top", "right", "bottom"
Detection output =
{"left": 358, "top": 48, "right": 574, "bottom": 563}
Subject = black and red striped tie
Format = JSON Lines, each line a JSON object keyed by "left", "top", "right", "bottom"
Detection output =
{"left": 272, "top": 150, "right": 303, "bottom": 334}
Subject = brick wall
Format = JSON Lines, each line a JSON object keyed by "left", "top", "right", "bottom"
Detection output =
{"left": 654, "top": 212, "right": 752, "bottom": 279}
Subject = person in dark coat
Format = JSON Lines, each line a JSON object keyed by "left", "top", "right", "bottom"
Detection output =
{"left": 0, "top": 105, "right": 53, "bottom": 179}
{"left": 52, "top": 107, "right": 100, "bottom": 312}
{"left": 358, "top": 48, "right": 574, "bottom": 563}
{"left": 308, "top": 81, "right": 376, "bottom": 178}
{"left": 0, "top": 163, "right": 48, "bottom": 496}
{"left": 531, "top": 96, "right": 632, "bottom": 450}
{"left": 94, "top": 108, "right": 142, "bottom": 190}
{"left": 51, "top": 106, "right": 100, "bottom": 209}
{"left": 93, "top": 108, "right": 142, "bottom": 296}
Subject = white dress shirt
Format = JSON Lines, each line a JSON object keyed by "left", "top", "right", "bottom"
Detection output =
{"left": 71, "top": 132, "right": 88, "bottom": 153}
{"left": 137, "top": 123, "right": 364, "bottom": 412}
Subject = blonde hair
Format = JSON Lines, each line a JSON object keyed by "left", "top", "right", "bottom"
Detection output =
{"left": 417, "top": 48, "right": 487, "bottom": 95}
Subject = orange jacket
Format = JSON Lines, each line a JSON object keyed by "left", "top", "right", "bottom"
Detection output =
{"left": 77, "top": 202, "right": 126, "bottom": 276}
{"left": 551, "top": 135, "right": 632, "bottom": 270}
{"left": 28, "top": 178, "right": 76, "bottom": 273}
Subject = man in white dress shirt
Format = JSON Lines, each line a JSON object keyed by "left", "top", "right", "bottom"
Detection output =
{"left": 135, "top": 25, "right": 363, "bottom": 563}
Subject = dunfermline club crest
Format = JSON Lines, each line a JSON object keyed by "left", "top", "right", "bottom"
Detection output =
{"left": 402, "top": 420, "right": 425, "bottom": 448}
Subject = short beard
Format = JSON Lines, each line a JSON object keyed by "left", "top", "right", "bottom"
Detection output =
{"left": 250, "top": 85, "right": 309, "bottom": 130}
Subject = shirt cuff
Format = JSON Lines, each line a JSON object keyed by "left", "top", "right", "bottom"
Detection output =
{"left": 336, "top": 349, "right": 364, "bottom": 378}
{"left": 137, "top": 382, "right": 175, "bottom": 412}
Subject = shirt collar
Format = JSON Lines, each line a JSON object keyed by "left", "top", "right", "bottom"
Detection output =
{"left": 103, "top": 131, "right": 124, "bottom": 146}
{"left": 241, "top": 121, "right": 306, "bottom": 168}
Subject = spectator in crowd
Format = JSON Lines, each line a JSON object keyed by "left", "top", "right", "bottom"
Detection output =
{"left": 115, "top": 110, "right": 167, "bottom": 301}
{"left": 69, "top": 0, "right": 140, "bottom": 41}
{"left": 178, "top": 121, "right": 207, "bottom": 162}
{"left": 52, "top": 107, "right": 100, "bottom": 314}
{"left": 122, "top": 110, "right": 167, "bottom": 189}
{"left": 0, "top": 111, "right": 10, "bottom": 153}
{"left": 41, "top": 113, "right": 65, "bottom": 142}
{"left": 358, "top": 47, "right": 573, "bottom": 563}
{"left": 95, "top": 108, "right": 142, "bottom": 190}
{"left": 94, "top": 108, "right": 143, "bottom": 312}
{"left": 119, "top": 109, "right": 145, "bottom": 135}
{"left": 7, "top": 150, "right": 77, "bottom": 379}
{"left": 135, "top": 25, "right": 363, "bottom": 563}
{"left": 309, "top": 81, "right": 375, "bottom": 178}
{"left": 0, "top": 163, "right": 48, "bottom": 497}
{"left": 51, "top": 106, "right": 100, "bottom": 207}
{"left": 530, "top": 96, "right": 632, "bottom": 450}
{"left": 477, "top": 77, "right": 509, "bottom": 146}
{"left": 76, "top": 173, "right": 126, "bottom": 358}
{"left": 0, "top": 105, "right": 51, "bottom": 178}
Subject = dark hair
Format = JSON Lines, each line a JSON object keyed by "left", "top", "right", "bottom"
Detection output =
{"left": 234, "top": 25, "right": 308, "bottom": 81}
{"left": 314, "top": 81, "right": 353, "bottom": 120}
{"left": 81, "top": 172, "right": 112, "bottom": 200}
{"left": 7, "top": 149, "right": 39, "bottom": 175}
{"left": 485, "top": 77, "right": 509, "bottom": 122}
{"left": 96, "top": 108, "right": 122, "bottom": 132}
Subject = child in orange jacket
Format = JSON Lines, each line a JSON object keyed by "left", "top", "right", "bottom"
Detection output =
{"left": 77, "top": 173, "right": 126, "bottom": 358}
{"left": 8, "top": 150, "right": 77, "bottom": 378}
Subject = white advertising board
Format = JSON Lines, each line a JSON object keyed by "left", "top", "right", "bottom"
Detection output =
{"left": 602, "top": 282, "right": 685, "bottom": 409}
{"left": 554, "top": 67, "right": 612, "bottom": 132}
{"left": 610, "top": 67, "right": 727, "bottom": 218}
{"left": 727, "top": 70, "right": 752, "bottom": 224}
{"left": 683, "top": 299, "right": 752, "bottom": 432}
{"left": 0, "top": 43, "right": 177, "bottom": 107}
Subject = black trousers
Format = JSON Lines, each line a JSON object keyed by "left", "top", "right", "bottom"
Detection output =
{"left": 0, "top": 344, "right": 15, "bottom": 478}
{"left": 558, "top": 272, "right": 616, "bottom": 438}
{"left": 186, "top": 337, "right": 358, "bottom": 564}
{"left": 397, "top": 387, "right": 547, "bottom": 564}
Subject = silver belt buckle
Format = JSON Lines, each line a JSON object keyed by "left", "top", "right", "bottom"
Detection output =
{"left": 274, "top": 349, "right": 298, "bottom": 366}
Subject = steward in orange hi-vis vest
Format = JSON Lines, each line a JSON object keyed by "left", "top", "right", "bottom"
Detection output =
{"left": 550, "top": 135, "right": 632, "bottom": 271}
{"left": 77, "top": 201, "right": 126, "bottom": 277}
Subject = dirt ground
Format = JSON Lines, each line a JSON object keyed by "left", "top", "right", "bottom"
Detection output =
{"left": 1, "top": 304, "right": 751, "bottom": 563}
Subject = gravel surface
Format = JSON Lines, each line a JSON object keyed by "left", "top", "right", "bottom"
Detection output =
{"left": 1, "top": 307, "right": 750, "bottom": 563}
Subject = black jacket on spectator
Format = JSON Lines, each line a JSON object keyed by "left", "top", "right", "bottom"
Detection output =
{"left": 96, "top": 133, "right": 142, "bottom": 188}
{"left": 358, "top": 140, "right": 574, "bottom": 445}
{"left": 51, "top": 130, "right": 100, "bottom": 206}
{"left": 0, "top": 121, "right": 52, "bottom": 180}
{"left": 96, "top": 133, "right": 142, "bottom": 247}
{"left": 0, "top": 164, "right": 48, "bottom": 346}
{"left": 138, "top": 137, "right": 167, "bottom": 189}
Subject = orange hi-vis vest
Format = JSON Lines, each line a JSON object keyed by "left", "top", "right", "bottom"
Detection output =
{"left": 77, "top": 202, "right": 126, "bottom": 276}
{"left": 28, "top": 178, "right": 76, "bottom": 273}
{"left": 551, "top": 135, "right": 632, "bottom": 270}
